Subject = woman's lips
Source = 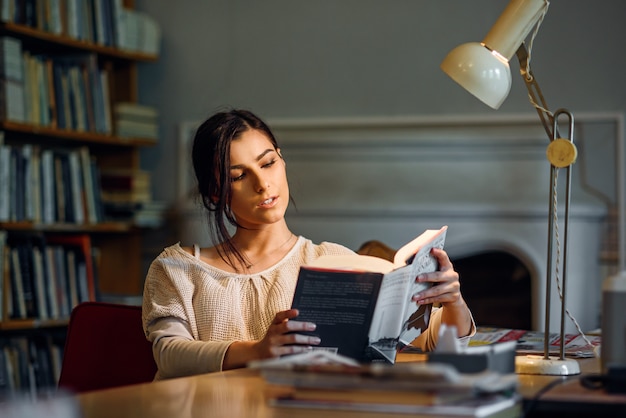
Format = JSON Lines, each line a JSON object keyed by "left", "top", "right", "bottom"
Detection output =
{"left": 258, "top": 196, "right": 278, "bottom": 208}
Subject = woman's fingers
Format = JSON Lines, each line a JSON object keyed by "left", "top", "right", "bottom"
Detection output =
{"left": 261, "top": 310, "right": 321, "bottom": 358}
{"left": 413, "top": 248, "right": 461, "bottom": 305}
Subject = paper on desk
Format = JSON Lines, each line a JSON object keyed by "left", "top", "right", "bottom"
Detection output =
{"left": 248, "top": 350, "right": 360, "bottom": 369}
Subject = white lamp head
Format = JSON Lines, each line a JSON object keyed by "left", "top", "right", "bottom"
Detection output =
{"left": 440, "top": 42, "right": 511, "bottom": 110}
{"left": 440, "top": 0, "right": 549, "bottom": 109}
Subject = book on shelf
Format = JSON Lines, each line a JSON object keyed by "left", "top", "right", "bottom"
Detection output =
{"left": 113, "top": 101, "right": 159, "bottom": 140}
{"left": 113, "top": 101, "right": 158, "bottom": 121}
{"left": 99, "top": 168, "right": 153, "bottom": 212}
{"left": 46, "top": 244, "right": 70, "bottom": 318}
{"left": 0, "top": 231, "right": 7, "bottom": 320}
{"left": 6, "top": 236, "right": 41, "bottom": 320}
{"left": 40, "top": 148, "right": 56, "bottom": 224}
{"left": 7, "top": 246, "right": 26, "bottom": 319}
{"left": 99, "top": 168, "right": 151, "bottom": 192}
{"left": 122, "top": 9, "right": 161, "bottom": 55}
{"left": 132, "top": 200, "right": 167, "bottom": 228}
{"left": 0, "top": 135, "right": 9, "bottom": 222}
{"left": 114, "top": 119, "right": 159, "bottom": 140}
{"left": 290, "top": 226, "right": 448, "bottom": 364}
{"left": 0, "top": 36, "right": 26, "bottom": 123}
{"left": 78, "top": 146, "right": 99, "bottom": 224}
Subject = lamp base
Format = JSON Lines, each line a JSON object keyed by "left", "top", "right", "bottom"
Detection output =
{"left": 515, "top": 355, "right": 581, "bottom": 375}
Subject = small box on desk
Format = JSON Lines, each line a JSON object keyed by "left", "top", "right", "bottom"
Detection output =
{"left": 428, "top": 341, "right": 517, "bottom": 374}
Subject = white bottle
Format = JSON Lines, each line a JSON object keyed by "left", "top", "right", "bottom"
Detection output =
{"left": 601, "top": 271, "right": 626, "bottom": 374}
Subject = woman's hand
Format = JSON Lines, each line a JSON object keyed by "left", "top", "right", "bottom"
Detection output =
{"left": 254, "top": 309, "right": 320, "bottom": 358}
{"left": 223, "top": 309, "right": 319, "bottom": 370}
{"left": 412, "top": 248, "right": 462, "bottom": 307}
{"left": 411, "top": 248, "right": 473, "bottom": 337}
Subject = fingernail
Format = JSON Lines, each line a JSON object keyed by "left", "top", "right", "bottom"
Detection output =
{"left": 307, "top": 323, "right": 317, "bottom": 331}
{"left": 311, "top": 337, "right": 321, "bottom": 344}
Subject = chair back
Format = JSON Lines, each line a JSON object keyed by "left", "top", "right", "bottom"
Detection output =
{"left": 58, "top": 301, "right": 157, "bottom": 393}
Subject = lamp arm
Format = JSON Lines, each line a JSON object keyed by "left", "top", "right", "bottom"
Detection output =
{"left": 515, "top": 43, "right": 559, "bottom": 140}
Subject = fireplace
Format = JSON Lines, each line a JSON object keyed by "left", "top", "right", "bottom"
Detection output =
{"left": 177, "top": 114, "right": 613, "bottom": 333}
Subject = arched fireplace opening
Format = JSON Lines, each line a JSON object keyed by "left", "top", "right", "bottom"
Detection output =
{"left": 454, "top": 251, "right": 532, "bottom": 330}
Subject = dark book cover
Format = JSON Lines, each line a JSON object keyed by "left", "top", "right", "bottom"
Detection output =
{"left": 52, "top": 61, "right": 67, "bottom": 130}
{"left": 15, "top": 239, "right": 38, "bottom": 319}
{"left": 291, "top": 268, "right": 384, "bottom": 363}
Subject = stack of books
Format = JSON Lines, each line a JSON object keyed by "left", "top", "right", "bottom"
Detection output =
{"left": 98, "top": 168, "right": 165, "bottom": 227}
{"left": 132, "top": 200, "right": 167, "bottom": 228}
{"left": 99, "top": 168, "right": 151, "bottom": 205}
{"left": 114, "top": 102, "right": 159, "bottom": 140}
{"left": 251, "top": 351, "right": 520, "bottom": 417}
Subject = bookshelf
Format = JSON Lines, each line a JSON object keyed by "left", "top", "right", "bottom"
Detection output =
{"left": 0, "top": 0, "right": 160, "bottom": 394}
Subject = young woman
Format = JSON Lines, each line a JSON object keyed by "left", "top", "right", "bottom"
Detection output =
{"left": 142, "top": 109, "right": 474, "bottom": 380}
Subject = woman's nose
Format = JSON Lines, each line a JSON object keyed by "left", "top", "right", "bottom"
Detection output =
{"left": 254, "top": 173, "right": 269, "bottom": 193}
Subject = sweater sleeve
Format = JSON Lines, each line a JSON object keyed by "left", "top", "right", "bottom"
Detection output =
{"left": 146, "top": 317, "right": 232, "bottom": 379}
{"left": 411, "top": 307, "right": 476, "bottom": 352}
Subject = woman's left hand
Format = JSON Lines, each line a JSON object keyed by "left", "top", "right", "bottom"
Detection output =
{"left": 411, "top": 247, "right": 462, "bottom": 308}
{"left": 411, "top": 247, "right": 473, "bottom": 337}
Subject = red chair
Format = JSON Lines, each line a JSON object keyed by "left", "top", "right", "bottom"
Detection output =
{"left": 58, "top": 301, "right": 157, "bottom": 393}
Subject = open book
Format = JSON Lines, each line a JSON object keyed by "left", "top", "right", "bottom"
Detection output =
{"left": 291, "top": 226, "right": 448, "bottom": 364}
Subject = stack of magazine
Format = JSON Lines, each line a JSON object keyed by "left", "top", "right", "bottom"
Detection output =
{"left": 469, "top": 326, "right": 601, "bottom": 358}
{"left": 250, "top": 351, "right": 521, "bottom": 417}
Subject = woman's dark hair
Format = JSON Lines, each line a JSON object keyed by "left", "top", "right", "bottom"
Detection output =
{"left": 191, "top": 108, "right": 280, "bottom": 270}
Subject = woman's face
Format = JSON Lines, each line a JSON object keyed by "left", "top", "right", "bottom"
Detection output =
{"left": 227, "top": 129, "right": 289, "bottom": 230}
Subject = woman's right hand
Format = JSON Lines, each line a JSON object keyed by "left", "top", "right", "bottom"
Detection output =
{"left": 254, "top": 309, "right": 320, "bottom": 358}
{"left": 223, "top": 309, "right": 319, "bottom": 370}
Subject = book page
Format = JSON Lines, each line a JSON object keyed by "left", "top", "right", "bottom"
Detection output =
{"left": 367, "top": 267, "right": 414, "bottom": 343}
{"left": 393, "top": 226, "right": 448, "bottom": 267}
{"left": 307, "top": 254, "right": 395, "bottom": 273}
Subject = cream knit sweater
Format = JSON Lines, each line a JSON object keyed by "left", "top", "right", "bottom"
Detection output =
{"left": 142, "top": 237, "right": 460, "bottom": 380}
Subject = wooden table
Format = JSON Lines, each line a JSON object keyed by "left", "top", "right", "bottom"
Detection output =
{"left": 69, "top": 355, "right": 625, "bottom": 418}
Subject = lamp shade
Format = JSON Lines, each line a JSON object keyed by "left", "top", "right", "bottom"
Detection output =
{"left": 440, "top": 42, "right": 511, "bottom": 110}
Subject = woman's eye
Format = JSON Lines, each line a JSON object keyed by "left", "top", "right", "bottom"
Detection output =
{"left": 231, "top": 173, "right": 245, "bottom": 182}
{"left": 262, "top": 159, "right": 277, "bottom": 169}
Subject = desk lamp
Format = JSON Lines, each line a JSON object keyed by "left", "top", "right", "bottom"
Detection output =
{"left": 441, "top": 0, "right": 581, "bottom": 376}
